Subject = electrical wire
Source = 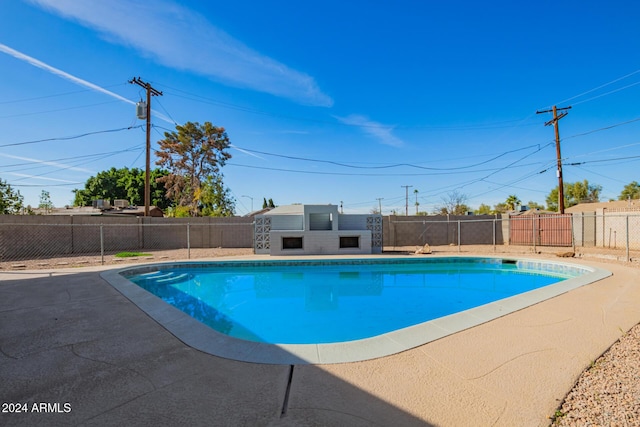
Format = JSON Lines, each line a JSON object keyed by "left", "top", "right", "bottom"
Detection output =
{"left": 554, "top": 68, "right": 640, "bottom": 106}
{"left": 228, "top": 143, "right": 547, "bottom": 171}
{"left": 154, "top": 97, "right": 179, "bottom": 126}
{"left": 0, "top": 83, "right": 127, "bottom": 105}
{"left": 563, "top": 117, "right": 640, "bottom": 140}
{"left": 567, "top": 154, "right": 640, "bottom": 166}
{"left": 571, "top": 81, "right": 640, "bottom": 106}
{"left": 10, "top": 182, "right": 85, "bottom": 187}
{"left": 157, "top": 82, "right": 540, "bottom": 131}
{"left": 0, "top": 100, "right": 123, "bottom": 119}
{"left": 0, "top": 125, "right": 144, "bottom": 148}
{"left": 0, "top": 145, "right": 143, "bottom": 168}
{"left": 6, "top": 147, "right": 147, "bottom": 182}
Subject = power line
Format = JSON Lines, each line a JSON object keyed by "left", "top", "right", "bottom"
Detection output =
{"left": 555, "top": 68, "right": 640, "bottom": 106}
{"left": 226, "top": 159, "right": 550, "bottom": 177}
{"left": 0, "top": 100, "right": 123, "bottom": 119}
{"left": 228, "top": 143, "right": 545, "bottom": 171}
{"left": 0, "top": 83, "right": 127, "bottom": 105}
{"left": 564, "top": 116, "right": 640, "bottom": 140}
{"left": 10, "top": 182, "right": 85, "bottom": 187}
{"left": 0, "top": 145, "right": 143, "bottom": 171}
{"left": 157, "top": 82, "right": 540, "bottom": 131}
{"left": 571, "top": 81, "right": 640, "bottom": 106}
{"left": 0, "top": 125, "right": 143, "bottom": 148}
{"left": 567, "top": 154, "right": 640, "bottom": 166}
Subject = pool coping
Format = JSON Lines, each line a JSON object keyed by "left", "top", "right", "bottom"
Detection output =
{"left": 100, "top": 255, "right": 611, "bottom": 365}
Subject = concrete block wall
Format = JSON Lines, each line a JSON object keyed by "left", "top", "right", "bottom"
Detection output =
{"left": 338, "top": 214, "right": 371, "bottom": 230}
{"left": 269, "top": 230, "right": 372, "bottom": 256}
{"left": 599, "top": 212, "right": 640, "bottom": 250}
{"left": 384, "top": 215, "right": 504, "bottom": 247}
{"left": 0, "top": 215, "right": 254, "bottom": 260}
{"left": 269, "top": 215, "right": 303, "bottom": 231}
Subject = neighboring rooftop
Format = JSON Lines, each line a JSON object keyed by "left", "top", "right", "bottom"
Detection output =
{"left": 565, "top": 200, "right": 640, "bottom": 213}
{"left": 32, "top": 205, "right": 164, "bottom": 217}
{"left": 264, "top": 204, "right": 306, "bottom": 215}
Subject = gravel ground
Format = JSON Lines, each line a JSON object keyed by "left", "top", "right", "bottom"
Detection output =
{"left": 552, "top": 323, "right": 640, "bottom": 426}
{"left": 2, "top": 245, "right": 640, "bottom": 424}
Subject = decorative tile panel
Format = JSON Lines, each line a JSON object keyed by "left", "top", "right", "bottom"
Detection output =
{"left": 367, "top": 215, "right": 383, "bottom": 248}
{"left": 254, "top": 216, "right": 271, "bottom": 251}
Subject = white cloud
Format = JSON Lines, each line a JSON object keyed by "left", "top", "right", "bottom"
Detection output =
{"left": 335, "top": 114, "right": 404, "bottom": 147}
{"left": 28, "top": 0, "right": 333, "bottom": 107}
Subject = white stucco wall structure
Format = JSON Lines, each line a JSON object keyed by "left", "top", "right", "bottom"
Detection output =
{"left": 254, "top": 204, "right": 383, "bottom": 255}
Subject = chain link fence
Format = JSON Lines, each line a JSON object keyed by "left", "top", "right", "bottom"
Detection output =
{"left": 386, "top": 213, "right": 640, "bottom": 263}
{"left": 0, "top": 218, "right": 254, "bottom": 268}
{"left": 3, "top": 213, "right": 640, "bottom": 269}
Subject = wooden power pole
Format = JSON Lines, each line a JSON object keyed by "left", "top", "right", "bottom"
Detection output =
{"left": 129, "top": 77, "right": 162, "bottom": 217}
{"left": 536, "top": 105, "right": 571, "bottom": 214}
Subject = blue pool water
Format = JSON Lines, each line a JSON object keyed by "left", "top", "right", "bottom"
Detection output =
{"left": 126, "top": 258, "right": 585, "bottom": 345}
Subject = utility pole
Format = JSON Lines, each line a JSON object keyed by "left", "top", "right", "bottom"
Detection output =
{"left": 129, "top": 77, "right": 163, "bottom": 216}
{"left": 376, "top": 197, "right": 383, "bottom": 214}
{"left": 242, "top": 195, "right": 254, "bottom": 213}
{"left": 401, "top": 185, "right": 413, "bottom": 216}
{"left": 536, "top": 105, "right": 571, "bottom": 214}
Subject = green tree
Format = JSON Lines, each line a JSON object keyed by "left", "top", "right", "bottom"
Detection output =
{"left": 39, "top": 190, "right": 53, "bottom": 213}
{"left": 619, "top": 181, "right": 640, "bottom": 200}
{"left": 262, "top": 198, "right": 276, "bottom": 209}
{"left": 156, "top": 122, "right": 232, "bottom": 217}
{"left": 475, "top": 203, "right": 493, "bottom": 215}
{"left": 505, "top": 194, "right": 521, "bottom": 211}
{"left": 198, "top": 176, "right": 235, "bottom": 217}
{"left": 569, "top": 180, "right": 601, "bottom": 204}
{"left": 73, "top": 167, "right": 170, "bottom": 209}
{"left": 546, "top": 180, "right": 601, "bottom": 211}
{"left": 0, "top": 178, "right": 24, "bottom": 214}
{"left": 493, "top": 202, "right": 509, "bottom": 214}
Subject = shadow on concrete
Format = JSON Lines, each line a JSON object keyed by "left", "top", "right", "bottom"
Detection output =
{"left": 0, "top": 271, "right": 433, "bottom": 426}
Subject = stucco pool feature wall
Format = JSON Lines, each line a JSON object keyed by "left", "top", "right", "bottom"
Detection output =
{"left": 102, "top": 256, "right": 611, "bottom": 365}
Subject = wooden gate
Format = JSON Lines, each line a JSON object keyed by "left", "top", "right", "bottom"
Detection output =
{"left": 509, "top": 214, "right": 572, "bottom": 246}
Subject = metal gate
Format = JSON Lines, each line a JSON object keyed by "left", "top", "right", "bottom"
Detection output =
{"left": 509, "top": 214, "right": 572, "bottom": 246}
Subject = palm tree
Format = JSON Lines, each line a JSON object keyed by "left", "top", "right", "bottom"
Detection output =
{"left": 505, "top": 195, "right": 521, "bottom": 211}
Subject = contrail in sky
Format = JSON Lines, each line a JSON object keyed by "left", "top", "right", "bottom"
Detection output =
{"left": 0, "top": 153, "right": 94, "bottom": 173}
{"left": 0, "top": 42, "right": 262, "bottom": 160}
{"left": 0, "top": 42, "right": 174, "bottom": 124}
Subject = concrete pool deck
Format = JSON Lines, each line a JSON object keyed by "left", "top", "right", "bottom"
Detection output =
{"left": 1, "top": 255, "right": 639, "bottom": 426}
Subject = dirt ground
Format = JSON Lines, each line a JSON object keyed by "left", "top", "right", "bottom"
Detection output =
{"left": 2, "top": 244, "right": 639, "bottom": 271}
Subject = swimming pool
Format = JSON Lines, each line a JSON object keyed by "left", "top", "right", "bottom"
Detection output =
{"left": 104, "top": 256, "right": 610, "bottom": 364}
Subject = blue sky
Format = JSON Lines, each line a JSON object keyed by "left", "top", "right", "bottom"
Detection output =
{"left": 1, "top": 0, "right": 640, "bottom": 215}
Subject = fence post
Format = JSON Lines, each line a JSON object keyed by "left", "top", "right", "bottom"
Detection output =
{"left": 493, "top": 218, "right": 496, "bottom": 252}
{"left": 626, "top": 215, "right": 630, "bottom": 262}
{"left": 187, "top": 222, "right": 191, "bottom": 259}
{"left": 457, "top": 220, "right": 461, "bottom": 252}
{"left": 571, "top": 214, "right": 576, "bottom": 253}
{"left": 100, "top": 224, "right": 104, "bottom": 265}
{"left": 532, "top": 216, "right": 537, "bottom": 253}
